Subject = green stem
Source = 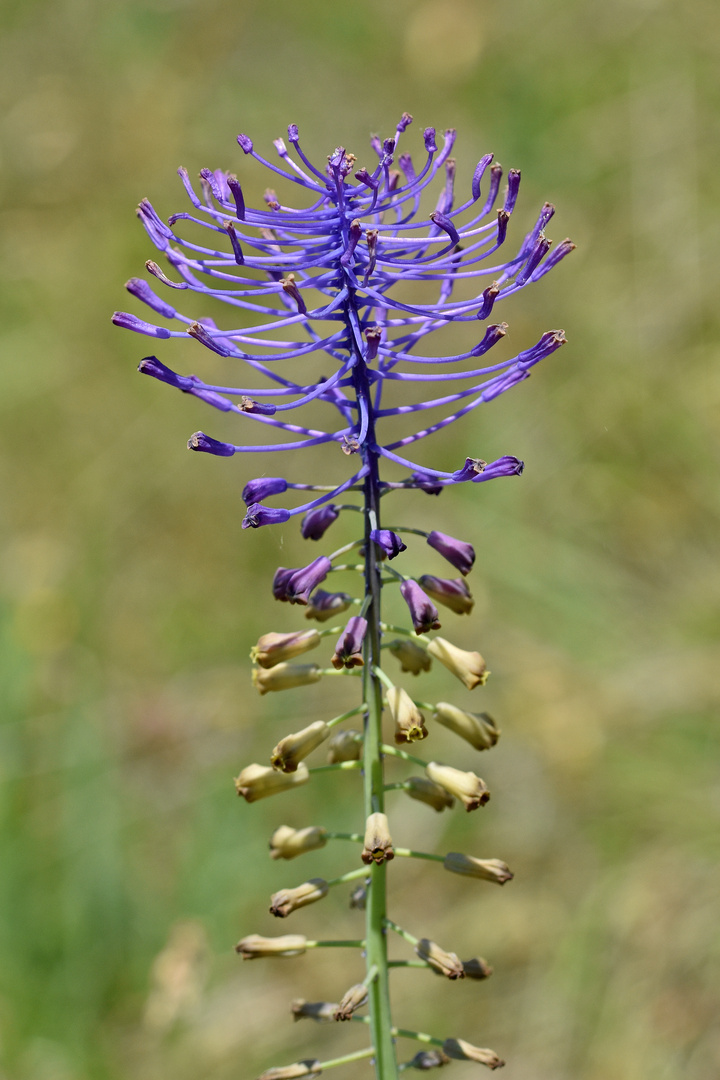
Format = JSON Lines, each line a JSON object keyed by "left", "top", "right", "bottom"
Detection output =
{"left": 325, "top": 831, "right": 363, "bottom": 843}
{"left": 326, "top": 867, "right": 369, "bottom": 888}
{"left": 308, "top": 761, "right": 362, "bottom": 775}
{"left": 380, "top": 623, "right": 431, "bottom": 645}
{"left": 308, "top": 939, "right": 366, "bottom": 949}
{"left": 393, "top": 848, "right": 444, "bottom": 863}
{"left": 380, "top": 744, "right": 428, "bottom": 769}
{"left": 326, "top": 704, "right": 367, "bottom": 729}
{"left": 318, "top": 1047, "right": 376, "bottom": 1070}
{"left": 384, "top": 919, "right": 419, "bottom": 947}
{"left": 387, "top": 960, "right": 432, "bottom": 969}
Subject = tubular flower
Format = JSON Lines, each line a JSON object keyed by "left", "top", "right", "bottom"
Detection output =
{"left": 417, "top": 575, "right": 474, "bottom": 616}
{"left": 432, "top": 702, "right": 499, "bottom": 750}
{"left": 386, "top": 686, "right": 428, "bottom": 744}
{"left": 235, "top": 762, "right": 309, "bottom": 802}
{"left": 271, "top": 721, "right": 331, "bottom": 772}
{"left": 415, "top": 938, "right": 465, "bottom": 980}
{"left": 252, "top": 629, "right": 321, "bottom": 668}
{"left": 270, "top": 879, "right": 329, "bottom": 918}
{"left": 291, "top": 1000, "right": 339, "bottom": 1022}
{"left": 331, "top": 616, "right": 367, "bottom": 669}
{"left": 269, "top": 825, "right": 328, "bottom": 860}
{"left": 361, "top": 812, "right": 394, "bottom": 865}
{"left": 253, "top": 663, "right": 323, "bottom": 695}
{"left": 426, "top": 637, "right": 488, "bottom": 690}
{"left": 400, "top": 580, "right": 441, "bottom": 634}
{"left": 442, "top": 1039, "right": 505, "bottom": 1070}
{"left": 303, "top": 590, "right": 354, "bottom": 622}
{"left": 334, "top": 984, "right": 369, "bottom": 1021}
{"left": 257, "top": 1063, "right": 321, "bottom": 1080}
{"left": 442, "top": 853, "right": 513, "bottom": 884}
{"left": 326, "top": 729, "right": 363, "bottom": 763}
{"left": 235, "top": 934, "right": 308, "bottom": 959}
{"left": 426, "top": 762, "right": 490, "bottom": 811}
{"left": 404, "top": 776, "right": 454, "bottom": 812}
{"left": 387, "top": 638, "right": 432, "bottom": 675}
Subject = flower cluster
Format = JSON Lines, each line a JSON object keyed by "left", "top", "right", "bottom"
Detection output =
{"left": 116, "top": 114, "right": 571, "bottom": 1079}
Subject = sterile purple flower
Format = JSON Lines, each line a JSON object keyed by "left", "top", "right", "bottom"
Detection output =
{"left": 426, "top": 531, "right": 476, "bottom": 576}
{"left": 243, "top": 477, "right": 289, "bottom": 505}
{"left": 301, "top": 504, "right": 339, "bottom": 541}
{"left": 400, "top": 580, "right": 441, "bottom": 634}
{"left": 370, "top": 530, "right": 407, "bottom": 560}
{"left": 243, "top": 504, "right": 291, "bottom": 530}
{"left": 284, "top": 557, "right": 332, "bottom": 605}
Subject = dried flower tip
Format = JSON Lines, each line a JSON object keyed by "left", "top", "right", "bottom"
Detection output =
{"left": 408, "top": 1050, "right": 450, "bottom": 1070}
{"left": 257, "top": 1062, "right": 321, "bottom": 1080}
{"left": 270, "top": 825, "right": 328, "bottom": 860}
{"left": 331, "top": 616, "right": 367, "bottom": 669}
{"left": 442, "top": 1039, "right": 504, "bottom": 1070}
{"left": 426, "top": 531, "right": 475, "bottom": 576}
{"left": 270, "top": 878, "right": 329, "bottom": 918}
{"left": 426, "top": 638, "right": 487, "bottom": 690}
{"left": 400, "top": 580, "right": 441, "bottom": 635}
{"left": 417, "top": 576, "right": 474, "bottom": 616}
{"left": 462, "top": 957, "right": 494, "bottom": 980}
{"left": 304, "top": 589, "right": 353, "bottom": 622}
{"left": 235, "top": 762, "right": 309, "bottom": 803}
{"left": 301, "top": 504, "right": 339, "bottom": 541}
{"left": 361, "top": 812, "right": 394, "bottom": 865}
{"left": 349, "top": 881, "right": 368, "bottom": 909}
{"left": 404, "top": 776, "right": 454, "bottom": 812}
{"left": 426, "top": 762, "right": 490, "bottom": 811}
{"left": 388, "top": 639, "right": 432, "bottom": 675}
{"left": 432, "top": 703, "right": 499, "bottom": 750}
{"left": 443, "top": 853, "right": 513, "bottom": 884}
{"left": 416, "top": 938, "right": 464, "bottom": 979}
{"left": 326, "top": 729, "right": 362, "bottom": 764}
{"left": 280, "top": 274, "right": 307, "bottom": 314}
{"left": 334, "top": 983, "right": 369, "bottom": 1021}
{"left": 271, "top": 721, "right": 330, "bottom": 772}
{"left": 252, "top": 630, "right": 321, "bottom": 668}
{"left": 369, "top": 529, "right": 407, "bottom": 560}
{"left": 386, "top": 686, "right": 428, "bottom": 744}
{"left": 235, "top": 934, "right": 307, "bottom": 959}
{"left": 253, "top": 663, "right": 323, "bottom": 696}
{"left": 291, "top": 999, "right": 338, "bottom": 1023}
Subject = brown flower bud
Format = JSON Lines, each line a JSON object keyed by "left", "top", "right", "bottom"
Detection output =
{"left": 386, "top": 686, "right": 428, "bottom": 744}
{"left": 415, "top": 938, "right": 464, "bottom": 979}
{"left": 291, "top": 999, "right": 338, "bottom": 1022}
{"left": 442, "top": 1039, "right": 505, "bottom": 1070}
{"left": 443, "top": 853, "right": 513, "bottom": 884}
{"left": 326, "top": 729, "right": 362, "bottom": 763}
{"left": 257, "top": 1061, "right": 321, "bottom": 1080}
{"left": 388, "top": 638, "right": 432, "bottom": 675}
{"left": 269, "top": 825, "right": 328, "bottom": 860}
{"left": 433, "top": 702, "right": 499, "bottom": 750}
{"left": 270, "top": 879, "right": 329, "bottom": 918}
{"left": 404, "top": 776, "right": 454, "bottom": 812}
{"left": 426, "top": 762, "right": 489, "bottom": 811}
{"left": 251, "top": 630, "right": 321, "bottom": 668}
{"left": 271, "top": 721, "right": 330, "bottom": 772}
{"left": 361, "top": 812, "right": 394, "bottom": 864}
{"left": 334, "top": 983, "right": 368, "bottom": 1020}
{"left": 235, "top": 934, "right": 307, "bottom": 959}
{"left": 235, "top": 763, "right": 309, "bottom": 802}
{"left": 462, "top": 957, "right": 494, "bottom": 980}
{"left": 408, "top": 1050, "right": 450, "bottom": 1069}
{"left": 426, "top": 637, "right": 488, "bottom": 690}
{"left": 253, "top": 663, "right": 323, "bottom": 695}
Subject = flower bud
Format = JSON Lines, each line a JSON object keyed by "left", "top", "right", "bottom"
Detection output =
{"left": 386, "top": 686, "right": 428, "bottom": 744}
{"left": 369, "top": 529, "right": 407, "bottom": 559}
{"left": 251, "top": 630, "right": 321, "bottom": 668}
{"left": 404, "top": 776, "right": 454, "bottom": 812}
{"left": 426, "top": 531, "right": 475, "bottom": 576}
{"left": 361, "top": 812, "right": 394, "bottom": 864}
{"left": 407, "top": 1050, "right": 450, "bottom": 1070}
{"left": 253, "top": 663, "right": 322, "bottom": 695}
{"left": 426, "top": 762, "right": 489, "bottom": 811}
{"left": 235, "top": 934, "right": 307, "bottom": 959}
{"left": 270, "top": 825, "right": 328, "bottom": 860}
{"left": 334, "top": 983, "right": 368, "bottom": 1021}
{"left": 242, "top": 477, "right": 288, "bottom": 504}
{"left": 235, "top": 763, "right": 309, "bottom": 802}
{"left": 331, "top": 616, "right": 367, "bottom": 669}
{"left": 388, "top": 639, "right": 432, "bottom": 675}
{"left": 443, "top": 853, "right": 513, "bottom": 884}
{"left": 326, "top": 730, "right": 362, "bottom": 764}
{"left": 462, "top": 957, "right": 494, "bottom": 980}
{"left": 426, "top": 638, "right": 487, "bottom": 690}
{"left": 271, "top": 721, "right": 330, "bottom": 772}
{"left": 417, "top": 575, "right": 474, "bottom": 616}
{"left": 258, "top": 1064, "right": 320, "bottom": 1080}
{"left": 304, "top": 589, "right": 353, "bottom": 622}
{"left": 400, "top": 580, "right": 441, "bottom": 634}
{"left": 416, "top": 938, "right": 464, "bottom": 979}
{"left": 301, "top": 503, "right": 339, "bottom": 540}
{"left": 270, "top": 879, "right": 329, "bottom": 918}
{"left": 432, "top": 702, "right": 499, "bottom": 750}
{"left": 442, "top": 1039, "right": 504, "bottom": 1070}
{"left": 291, "top": 999, "right": 338, "bottom": 1022}
{"left": 286, "top": 557, "right": 332, "bottom": 605}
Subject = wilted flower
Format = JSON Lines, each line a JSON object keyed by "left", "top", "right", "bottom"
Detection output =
{"left": 417, "top": 575, "right": 474, "bottom": 616}
{"left": 416, "top": 938, "right": 464, "bottom": 979}
{"left": 404, "top": 776, "right": 454, "bottom": 812}
{"left": 432, "top": 702, "right": 499, "bottom": 750}
{"left": 251, "top": 630, "right": 321, "bottom": 668}
{"left": 388, "top": 638, "right": 432, "bottom": 675}
{"left": 426, "top": 638, "right": 487, "bottom": 690}
{"left": 270, "top": 879, "right": 329, "bottom": 918}
{"left": 400, "top": 580, "right": 441, "bottom": 634}
{"left": 271, "top": 721, "right": 331, "bottom": 772}
{"left": 304, "top": 590, "right": 354, "bottom": 622}
{"left": 361, "top": 812, "right": 394, "bottom": 865}
{"left": 253, "top": 663, "right": 322, "bottom": 695}
{"left": 235, "top": 762, "right": 309, "bottom": 802}
{"left": 386, "top": 686, "right": 428, "bottom": 744}
{"left": 334, "top": 983, "right": 369, "bottom": 1021}
{"left": 326, "top": 730, "right": 362, "bottom": 763}
{"left": 426, "top": 762, "right": 490, "bottom": 811}
{"left": 235, "top": 934, "right": 308, "bottom": 959}
{"left": 442, "top": 1039, "right": 505, "bottom": 1070}
{"left": 269, "top": 825, "right": 328, "bottom": 860}
{"left": 443, "top": 853, "right": 513, "bottom": 884}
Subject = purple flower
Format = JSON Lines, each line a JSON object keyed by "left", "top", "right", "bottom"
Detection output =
{"left": 272, "top": 567, "right": 296, "bottom": 602}
{"left": 331, "top": 616, "right": 367, "bottom": 670}
{"left": 304, "top": 589, "right": 353, "bottom": 622}
{"left": 370, "top": 530, "right": 407, "bottom": 560}
{"left": 285, "top": 557, "right": 332, "bottom": 606}
{"left": 412, "top": 471, "right": 444, "bottom": 496}
{"left": 301, "top": 504, "right": 339, "bottom": 541}
{"left": 400, "top": 580, "right": 441, "bottom": 634}
{"left": 242, "top": 477, "right": 288, "bottom": 505}
{"left": 242, "top": 503, "right": 291, "bottom": 530}
{"left": 417, "top": 575, "right": 474, "bottom": 615}
{"left": 474, "top": 455, "right": 524, "bottom": 480}
{"left": 187, "top": 431, "right": 235, "bottom": 457}
{"left": 426, "top": 531, "right": 476, "bottom": 576}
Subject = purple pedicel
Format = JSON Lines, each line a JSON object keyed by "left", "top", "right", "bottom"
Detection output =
{"left": 301, "top": 504, "right": 339, "bottom": 541}
{"left": 426, "top": 531, "right": 476, "bottom": 576}
{"left": 369, "top": 530, "right": 407, "bottom": 560}
{"left": 285, "top": 557, "right": 332, "bottom": 605}
{"left": 400, "top": 580, "right": 441, "bottom": 635}
{"left": 242, "top": 477, "right": 288, "bottom": 505}
{"left": 242, "top": 503, "right": 291, "bottom": 529}
{"left": 188, "top": 431, "right": 235, "bottom": 457}
{"left": 331, "top": 616, "right": 368, "bottom": 669}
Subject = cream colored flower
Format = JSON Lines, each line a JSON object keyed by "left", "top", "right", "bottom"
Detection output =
{"left": 235, "top": 934, "right": 307, "bottom": 959}
{"left": 326, "top": 729, "right": 362, "bottom": 763}
{"left": 443, "top": 853, "right": 512, "bottom": 884}
{"left": 425, "top": 762, "right": 489, "bottom": 811}
{"left": 426, "top": 637, "right": 487, "bottom": 690}
{"left": 462, "top": 957, "right": 494, "bottom": 980}
{"left": 415, "top": 938, "right": 464, "bottom": 979}
{"left": 251, "top": 629, "right": 321, "bottom": 668}
{"left": 361, "top": 812, "right": 394, "bottom": 865}
{"left": 291, "top": 999, "right": 338, "bottom": 1022}
{"left": 269, "top": 825, "right": 328, "bottom": 860}
{"left": 433, "top": 702, "right": 499, "bottom": 750}
{"left": 334, "top": 983, "right": 369, "bottom": 1020}
{"left": 442, "top": 1039, "right": 504, "bottom": 1070}
{"left": 386, "top": 686, "right": 428, "bottom": 744}
{"left": 234, "top": 762, "right": 309, "bottom": 803}
{"left": 252, "top": 662, "right": 322, "bottom": 695}
{"left": 270, "top": 879, "right": 329, "bottom": 918}
{"left": 404, "top": 776, "right": 454, "bottom": 812}
{"left": 257, "top": 1061, "right": 321, "bottom": 1080}
{"left": 387, "top": 638, "right": 432, "bottom": 675}
{"left": 271, "top": 721, "right": 330, "bottom": 772}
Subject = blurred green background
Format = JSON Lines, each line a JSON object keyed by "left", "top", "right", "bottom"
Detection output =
{"left": 1, "top": 0, "right": 719, "bottom": 1077}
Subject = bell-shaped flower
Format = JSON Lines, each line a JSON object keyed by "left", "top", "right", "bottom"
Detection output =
{"left": 426, "top": 637, "right": 487, "bottom": 690}
{"left": 386, "top": 686, "right": 428, "bottom": 744}
{"left": 369, "top": 529, "right": 407, "bottom": 560}
{"left": 404, "top": 776, "right": 454, "bottom": 812}
{"left": 334, "top": 983, "right": 369, "bottom": 1021}
{"left": 304, "top": 589, "right": 353, "bottom": 622}
{"left": 271, "top": 721, "right": 330, "bottom": 772}
{"left": 400, "top": 580, "right": 441, "bottom": 634}
{"left": 235, "top": 762, "right": 309, "bottom": 802}
{"left": 442, "top": 1039, "right": 504, "bottom": 1070}
{"left": 415, "top": 938, "right": 464, "bottom": 979}
{"left": 417, "top": 575, "right": 474, "bottom": 616}
{"left": 269, "top": 825, "right": 328, "bottom": 860}
{"left": 253, "top": 663, "right": 322, "bottom": 695}
{"left": 387, "top": 638, "right": 432, "bottom": 675}
{"left": 361, "top": 812, "right": 394, "bottom": 864}
{"left": 291, "top": 999, "right": 338, "bottom": 1022}
{"left": 301, "top": 503, "right": 339, "bottom": 540}
{"left": 432, "top": 702, "right": 499, "bottom": 750}
{"left": 442, "top": 853, "right": 513, "bottom": 884}
{"left": 251, "top": 629, "right": 321, "bottom": 668}
{"left": 326, "top": 730, "right": 362, "bottom": 763}
{"left": 426, "top": 762, "right": 489, "bottom": 811}
{"left": 426, "top": 531, "right": 476, "bottom": 576}
{"left": 270, "top": 878, "right": 329, "bottom": 917}
{"left": 331, "top": 616, "right": 367, "bottom": 669}
{"left": 235, "top": 933, "right": 308, "bottom": 959}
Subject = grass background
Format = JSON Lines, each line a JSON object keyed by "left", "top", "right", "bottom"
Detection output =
{"left": 1, "top": 0, "right": 719, "bottom": 1078}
